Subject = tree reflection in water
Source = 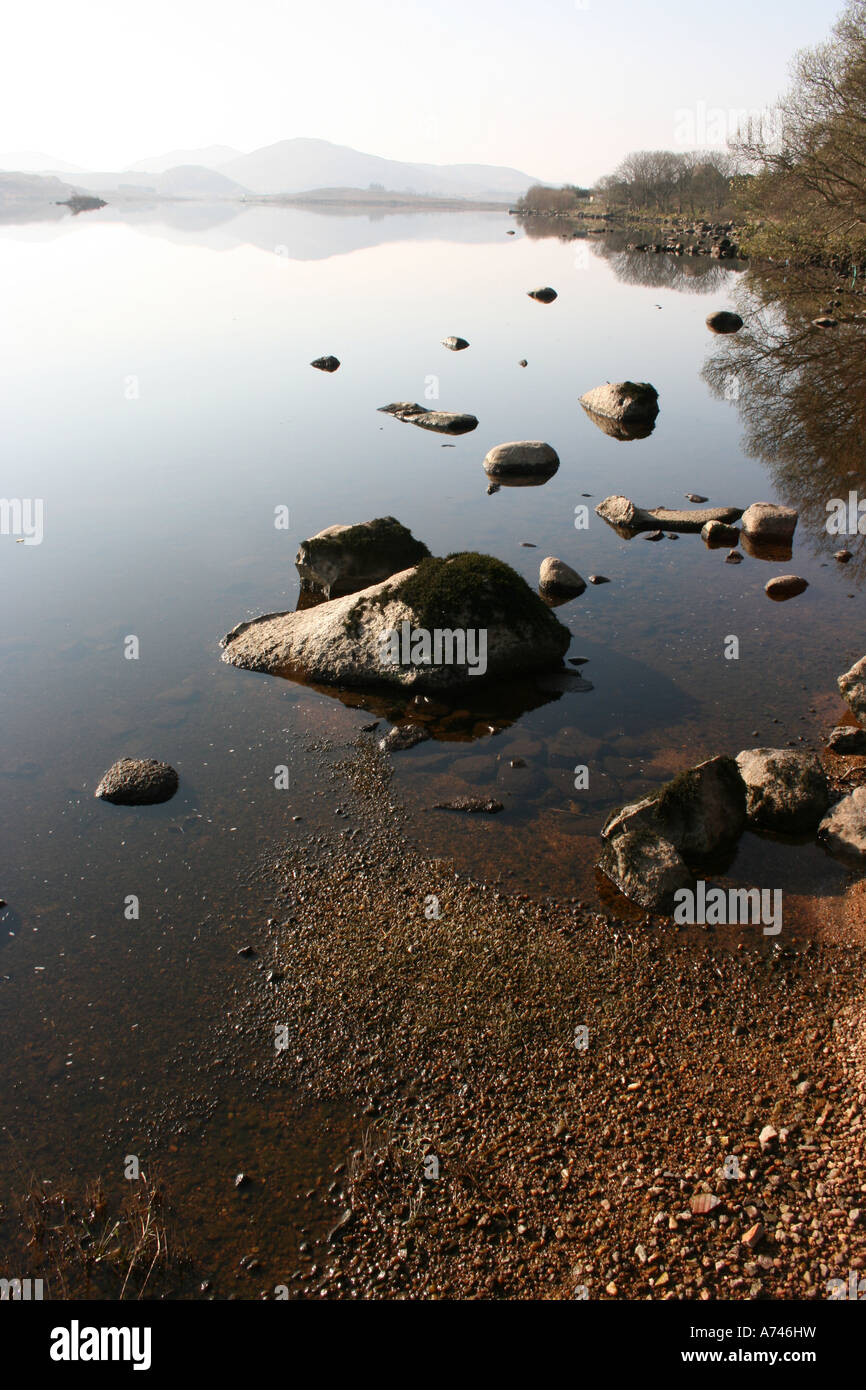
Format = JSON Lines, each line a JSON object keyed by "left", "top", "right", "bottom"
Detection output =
{"left": 702, "top": 263, "right": 866, "bottom": 580}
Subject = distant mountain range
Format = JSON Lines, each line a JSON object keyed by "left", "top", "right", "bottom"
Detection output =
{"left": 127, "top": 145, "right": 243, "bottom": 174}
{"left": 0, "top": 138, "right": 541, "bottom": 202}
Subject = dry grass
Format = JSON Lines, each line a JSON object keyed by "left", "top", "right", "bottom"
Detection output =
{"left": 16, "top": 1169, "right": 191, "bottom": 1300}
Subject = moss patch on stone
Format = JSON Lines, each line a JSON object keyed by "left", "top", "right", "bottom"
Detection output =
{"left": 392, "top": 553, "right": 563, "bottom": 631}
{"left": 308, "top": 516, "right": 429, "bottom": 564}
{"left": 655, "top": 756, "right": 742, "bottom": 822}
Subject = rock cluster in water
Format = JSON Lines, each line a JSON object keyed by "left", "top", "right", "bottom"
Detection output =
{"left": 222, "top": 551, "right": 571, "bottom": 692}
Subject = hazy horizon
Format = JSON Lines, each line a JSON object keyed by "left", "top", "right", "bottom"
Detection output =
{"left": 0, "top": 0, "right": 847, "bottom": 185}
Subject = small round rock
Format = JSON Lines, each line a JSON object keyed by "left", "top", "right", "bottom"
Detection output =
{"left": 94, "top": 757, "right": 179, "bottom": 805}
{"left": 527, "top": 287, "right": 557, "bottom": 303}
{"left": 539, "top": 556, "right": 586, "bottom": 599}
{"left": 765, "top": 575, "right": 808, "bottom": 601}
{"left": 706, "top": 311, "right": 743, "bottom": 334}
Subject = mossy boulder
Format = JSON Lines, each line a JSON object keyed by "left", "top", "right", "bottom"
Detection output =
{"left": 295, "top": 517, "right": 430, "bottom": 599}
{"left": 222, "top": 552, "right": 571, "bottom": 691}
{"left": 651, "top": 755, "right": 747, "bottom": 856}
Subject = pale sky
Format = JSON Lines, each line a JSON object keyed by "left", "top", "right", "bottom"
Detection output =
{"left": 0, "top": 0, "right": 847, "bottom": 182}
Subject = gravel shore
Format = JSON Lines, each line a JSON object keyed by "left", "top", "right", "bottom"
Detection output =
{"left": 259, "top": 736, "right": 866, "bottom": 1300}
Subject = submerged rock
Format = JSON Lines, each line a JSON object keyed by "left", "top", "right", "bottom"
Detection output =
{"left": 765, "top": 575, "right": 808, "bottom": 601}
{"left": 483, "top": 441, "right": 560, "bottom": 483}
{"left": 735, "top": 748, "right": 829, "bottom": 833}
{"left": 818, "top": 786, "right": 866, "bottom": 859}
{"left": 310, "top": 355, "right": 340, "bottom": 372}
{"left": 95, "top": 757, "right": 178, "bottom": 805}
{"left": 838, "top": 655, "right": 866, "bottom": 723}
{"left": 441, "top": 336, "right": 470, "bottom": 351}
{"left": 433, "top": 796, "right": 504, "bottom": 813}
{"left": 295, "top": 516, "right": 430, "bottom": 600}
{"left": 596, "top": 495, "right": 743, "bottom": 535}
{"left": 527, "top": 286, "right": 557, "bottom": 303}
{"left": 221, "top": 552, "right": 571, "bottom": 691}
{"left": 378, "top": 402, "right": 478, "bottom": 435}
{"left": 706, "top": 310, "right": 744, "bottom": 334}
{"left": 379, "top": 725, "right": 431, "bottom": 752}
{"left": 539, "top": 556, "right": 586, "bottom": 603}
{"left": 741, "top": 502, "right": 799, "bottom": 541}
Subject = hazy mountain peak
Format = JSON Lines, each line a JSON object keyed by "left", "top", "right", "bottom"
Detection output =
{"left": 128, "top": 145, "right": 244, "bottom": 174}
{"left": 219, "top": 138, "right": 539, "bottom": 199}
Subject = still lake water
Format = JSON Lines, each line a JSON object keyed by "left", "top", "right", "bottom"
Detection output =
{"left": 0, "top": 203, "right": 863, "bottom": 1289}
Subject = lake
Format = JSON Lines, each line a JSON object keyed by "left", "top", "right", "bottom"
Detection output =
{"left": 0, "top": 201, "right": 863, "bottom": 1292}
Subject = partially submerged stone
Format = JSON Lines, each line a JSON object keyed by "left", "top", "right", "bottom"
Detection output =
{"left": 838, "top": 655, "right": 866, "bottom": 723}
{"left": 598, "top": 828, "right": 693, "bottom": 913}
{"left": 378, "top": 402, "right": 478, "bottom": 435}
{"left": 95, "top": 757, "right": 178, "bottom": 805}
{"left": 295, "top": 516, "right": 430, "bottom": 600}
{"left": 701, "top": 520, "right": 740, "bottom": 547}
{"left": 483, "top": 441, "right": 560, "bottom": 483}
{"left": 765, "top": 575, "right": 808, "bottom": 601}
{"left": 735, "top": 748, "right": 829, "bottom": 834}
{"left": 579, "top": 381, "right": 659, "bottom": 426}
{"left": 599, "top": 756, "right": 747, "bottom": 908}
{"left": 539, "top": 556, "right": 586, "bottom": 603}
{"left": 596, "top": 495, "right": 743, "bottom": 535}
{"left": 818, "top": 786, "right": 866, "bottom": 859}
{"left": 649, "top": 755, "right": 747, "bottom": 857}
{"left": 379, "top": 724, "right": 430, "bottom": 752}
{"left": 706, "top": 310, "right": 743, "bottom": 334}
{"left": 221, "top": 552, "right": 571, "bottom": 692}
{"left": 741, "top": 502, "right": 798, "bottom": 541}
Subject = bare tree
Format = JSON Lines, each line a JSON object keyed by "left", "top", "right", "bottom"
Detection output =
{"left": 733, "top": 0, "right": 866, "bottom": 256}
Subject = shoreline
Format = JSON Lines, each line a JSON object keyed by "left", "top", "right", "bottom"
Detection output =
{"left": 243, "top": 737, "right": 866, "bottom": 1300}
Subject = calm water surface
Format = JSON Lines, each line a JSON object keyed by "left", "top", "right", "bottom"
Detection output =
{"left": 1, "top": 203, "right": 863, "bottom": 1291}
